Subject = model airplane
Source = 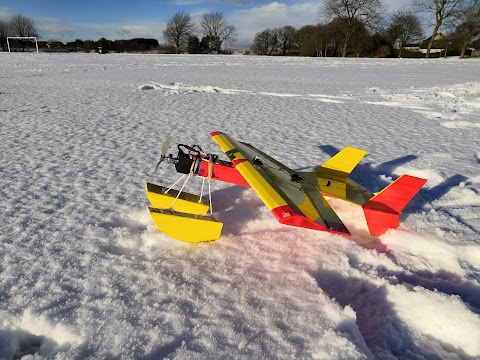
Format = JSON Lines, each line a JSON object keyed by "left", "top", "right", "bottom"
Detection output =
{"left": 146, "top": 131, "right": 427, "bottom": 243}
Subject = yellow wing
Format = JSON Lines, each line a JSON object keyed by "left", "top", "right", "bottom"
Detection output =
{"left": 210, "top": 131, "right": 350, "bottom": 235}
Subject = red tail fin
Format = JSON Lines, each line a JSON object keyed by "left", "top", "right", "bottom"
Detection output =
{"left": 363, "top": 175, "right": 427, "bottom": 236}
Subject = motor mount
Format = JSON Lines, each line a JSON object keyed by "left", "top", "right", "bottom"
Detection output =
{"left": 174, "top": 144, "right": 218, "bottom": 175}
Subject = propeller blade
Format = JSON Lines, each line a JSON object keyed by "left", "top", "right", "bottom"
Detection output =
{"left": 155, "top": 137, "right": 172, "bottom": 174}
{"left": 161, "top": 137, "right": 172, "bottom": 156}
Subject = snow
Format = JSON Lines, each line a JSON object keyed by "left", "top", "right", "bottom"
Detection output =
{"left": 0, "top": 53, "right": 479, "bottom": 359}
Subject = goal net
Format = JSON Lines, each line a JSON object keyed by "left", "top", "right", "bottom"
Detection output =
{"left": 7, "top": 37, "right": 39, "bottom": 53}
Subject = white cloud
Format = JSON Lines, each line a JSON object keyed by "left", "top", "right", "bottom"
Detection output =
{"left": 35, "top": 17, "right": 77, "bottom": 40}
{"left": 111, "top": 22, "right": 167, "bottom": 40}
{"left": 229, "top": 1, "right": 320, "bottom": 48}
{"left": 35, "top": 18, "right": 167, "bottom": 42}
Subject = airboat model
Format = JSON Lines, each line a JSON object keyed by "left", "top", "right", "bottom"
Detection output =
{"left": 146, "top": 132, "right": 426, "bottom": 243}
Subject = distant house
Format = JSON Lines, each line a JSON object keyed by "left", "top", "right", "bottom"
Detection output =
{"left": 402, "top": 33, "right": 451, "bottom": 56}
{"left": 419, "top": 33, "right": 451, "bottom": 54}
{"left": 47, "top": 41, "right": 67, "bottom": 50}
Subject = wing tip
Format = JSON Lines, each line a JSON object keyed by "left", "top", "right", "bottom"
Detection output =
{"left": 210, "top": 131, "right": 223, "bottom": 137}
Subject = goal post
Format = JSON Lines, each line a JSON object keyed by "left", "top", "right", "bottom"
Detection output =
{"left": 7, "top": 37, "right": 39, "bottom": 53}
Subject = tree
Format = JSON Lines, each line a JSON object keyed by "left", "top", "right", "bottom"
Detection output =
{"left": 200, "top": 11, "right": 238, "bottom": 52}
{"left": 187, "top": 35, "right": 201, "bottom": 54}
{"left": 277, "top": 26, "right": 296, "bottom": 55}
{"left": 251, "top": 29, "right": 279, "bottom": 55}
{"left": 412, "top": 0, "right": 465, "bottom": 58}
{"left": 349, "top": 20, "right": 373, "bottom": 57}
{"left": 472, "top": 37, "right": 480, "bottom": 48}
{"left": 451, "top": 0, "right": 480, "bottom": 57}
{"left": 295, "top": 25, "right": 317, "bottom": 56}
{"left": 322, "top": 21, "right": 346, "bottom": 56}
{"left": 0, "top": 19, "right": 9, "bottom": 51}
{"left": 370, "top": 31, "right": 392, "bottom": 57}
{"left": 320, "top": 0, "right": 386, "bottom": 57}
{"left": 388, "top": 10, "right": 424, "bottom": 57}
{"left": 8, "top": 14, "right": 38, "bottom": 51}
{"left": 163, "top": 11, "right": 196, "bottom": 54}
{"left": 74, "top": 39, "right": 84, "bottom": 51}
{"left": 186, "top": 35, "right": 212, "bottom": 54}
{"left": 200, "top": 36, "right": 214, "bottom": 53}
{"left": 295, "top": 24, "right": 329, "bottom": 56}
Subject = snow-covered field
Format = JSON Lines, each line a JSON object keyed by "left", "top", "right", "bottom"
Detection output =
{"left": 1, "top": 53, "right": 479, "bottom": 359}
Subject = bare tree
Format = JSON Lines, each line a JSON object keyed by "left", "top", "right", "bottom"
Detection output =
{"left": 451, "top": 0, "right": 480, "bottom": 57}
{"left": 252, "top": 26, "right": 296, "bottom": 56}
{"left": 320, "top": 0, "right": 386, "bottom": 57}
{"left": 388, "top": 10, "right": 424, "bottom": 57}
{"left": 221, "top": 24, "right": 238, "bottom": 51}
{"left": 200, "top": 11, "right": 238, "bottom": 53}
{"left": 8, "top": 14, "right": 38, "bottom": 52}
{"left": 163, "top": 11, "right": 196, "bottom": 54}
{"left": 252, "top": 29, "right": 279, "bottom": 55}
{"left": 412, "top": 0, "right": 465, "bottom": 58}
{"left": 9, "top": 14, "right": 38, "bottom": 37}
{"left": 277, "top": 26, "right": 296, "bottom": 55}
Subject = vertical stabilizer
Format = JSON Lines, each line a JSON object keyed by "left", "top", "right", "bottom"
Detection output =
{"left": 363, "top": 175, "right": 427, "bottom": 236}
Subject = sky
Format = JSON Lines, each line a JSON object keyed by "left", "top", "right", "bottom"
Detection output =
{"left": 0, "top": 0, "right": 411, "bottom": 47}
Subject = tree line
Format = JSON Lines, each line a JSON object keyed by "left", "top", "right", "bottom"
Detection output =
{"left": 0, "top": 13, "right": 160, "bottom": 53}
{"left": 0, "top": 10, "right": 238, "bottom": 54}
{"left": 76, "top": 38, "right": 160, "bottom": 53}
{"left": 252, "top": 0, "right": 480, "bottom": 58}
{"left": 1, "top": 0, "right": 479, "bottom": 58}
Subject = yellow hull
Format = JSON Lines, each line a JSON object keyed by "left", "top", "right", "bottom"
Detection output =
{"left": 148, "top": 207, "right": 223, "bottom": 243}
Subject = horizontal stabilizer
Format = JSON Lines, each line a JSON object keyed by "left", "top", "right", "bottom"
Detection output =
{"left": 313, "top": 146, "right": 367, "bottom": 201}
{"left": 316, "top": 146, "right": 367, "bottom": 178}
{"left": 363, "top": 175, "right": 427, "bottom": 236}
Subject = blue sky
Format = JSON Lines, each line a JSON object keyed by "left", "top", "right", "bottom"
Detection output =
{"left": 0, "top": 0, "right": 412, "bottom": 47}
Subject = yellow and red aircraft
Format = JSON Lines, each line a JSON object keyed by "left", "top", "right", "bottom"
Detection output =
{"left": 146, "top": 132, "right": 427, "bottom": 243}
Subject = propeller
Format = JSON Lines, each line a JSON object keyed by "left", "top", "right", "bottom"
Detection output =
{"left": 155, "top": 136, "right": 172, "bottom": 173}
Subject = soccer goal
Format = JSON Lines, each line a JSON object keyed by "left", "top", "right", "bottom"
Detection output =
{"left": 7, "top": 37, "right": 39, "bottom": 53}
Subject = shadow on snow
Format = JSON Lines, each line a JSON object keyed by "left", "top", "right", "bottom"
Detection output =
{"left": 311, "top": 267, "right": 477, "bottom": 359}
